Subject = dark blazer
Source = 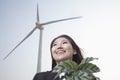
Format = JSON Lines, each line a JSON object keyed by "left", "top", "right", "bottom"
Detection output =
{"left": 33, "top": 71, "right": 59, "bottom": 80}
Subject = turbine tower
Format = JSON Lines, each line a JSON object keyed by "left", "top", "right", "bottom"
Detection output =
{"left": 4, "top": 4, "right": 82, "bottom": 73}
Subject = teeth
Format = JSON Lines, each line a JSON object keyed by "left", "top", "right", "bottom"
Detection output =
{"left": 57, "top": 52, "right": 63, "bottom": 54}
{"left": 56, "top": 50, "right": 65, "bottom": 54}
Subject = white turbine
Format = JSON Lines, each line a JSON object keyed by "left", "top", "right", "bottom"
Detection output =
{"left": 3, "top": 4, "right": 82, "bottom": 73}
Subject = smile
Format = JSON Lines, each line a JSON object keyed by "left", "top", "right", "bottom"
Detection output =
{"left": 56, "top": 50, "right": 66, "bottom": 54}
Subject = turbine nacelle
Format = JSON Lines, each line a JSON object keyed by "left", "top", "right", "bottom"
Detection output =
{"left": 36, "top": 22, "right": 44, "bottom": 30}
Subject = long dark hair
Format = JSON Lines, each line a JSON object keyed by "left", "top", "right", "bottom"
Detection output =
{"left": 50, "top": 35, "right": 83, "bottom": 69}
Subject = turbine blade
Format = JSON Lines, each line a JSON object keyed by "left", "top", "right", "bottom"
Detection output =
{"left": 3, "top": 27, "right": 37, "bottom": 60}
{"left": 37, "top": 3, "right": 39, "bottom": 22}
{"left": 41, "top": 16, "right": 82, "bottom": 25}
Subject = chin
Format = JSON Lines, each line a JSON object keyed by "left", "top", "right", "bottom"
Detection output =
{"left": 56, "top": 58, "right": 68, "bottom": 63}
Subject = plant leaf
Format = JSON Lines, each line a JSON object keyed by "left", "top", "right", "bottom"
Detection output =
{"left": 78, "top": 63, "right": 100, "bottom": 73}
{"left": 80, "top": 57, "right": 98, "bottom": 65}
{"left": 53, "top": 60, "right": 78, "bottom": 72}
{"left": 72, "top": 70, "right": 95, "bottom": 80}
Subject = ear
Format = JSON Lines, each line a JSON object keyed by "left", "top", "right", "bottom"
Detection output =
{"left": 73, "top": 50, "right": 77, "bottom": 55}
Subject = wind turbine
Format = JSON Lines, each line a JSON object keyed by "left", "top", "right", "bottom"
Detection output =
{"left": 3, "top": 4, "right": 82, "bottom": 73}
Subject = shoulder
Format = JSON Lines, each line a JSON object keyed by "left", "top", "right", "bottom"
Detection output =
{"left": 33, "top": 72, "right": 47, "bottom": 80}
{"left": 33, "top": 71, "right": 58, "bottom": 80}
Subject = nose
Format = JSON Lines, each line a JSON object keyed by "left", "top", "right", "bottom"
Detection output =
{"left": 56, "top": 44, "right": 63, "bottom": 49}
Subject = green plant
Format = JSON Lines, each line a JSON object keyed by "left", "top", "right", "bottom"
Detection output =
{"left": 52, "top": 57, "right": 100, "bottom": 80}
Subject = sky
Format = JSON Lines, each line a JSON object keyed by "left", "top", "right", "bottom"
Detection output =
{"left": 0, "top": 0, "right": 120, "bottom": 80}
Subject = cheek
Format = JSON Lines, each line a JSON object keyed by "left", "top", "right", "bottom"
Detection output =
{"left": 51, "top": 47, "right": 56, "bottom": 55}
{"left": 51, "top": 48, "right": 58, "bottom": 60}
{"left": 65, "top": 46, "right": 74, "bottom": 53}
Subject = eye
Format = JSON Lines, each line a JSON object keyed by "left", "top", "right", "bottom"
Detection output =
{"left": 63, "top": 41, "right": 68, "bottom": 44}
{"left": 52, "top": 43, "right": 57, "bottom": 47}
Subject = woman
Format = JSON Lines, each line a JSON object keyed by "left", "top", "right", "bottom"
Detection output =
{"left": 33, "top": 34, "right": 83, "bottom": 80}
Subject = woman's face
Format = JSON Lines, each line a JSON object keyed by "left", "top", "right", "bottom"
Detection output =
{"left": 51, "top": 37, "right": 75, "bottom": 63}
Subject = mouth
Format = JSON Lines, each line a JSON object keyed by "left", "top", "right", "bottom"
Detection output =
{"left": 56, "top": 50, "right": 66, "bottom": 54}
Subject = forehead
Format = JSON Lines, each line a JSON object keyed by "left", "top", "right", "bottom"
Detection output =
{"left": 53, "top": 37, "right": 70, "bottom": 43}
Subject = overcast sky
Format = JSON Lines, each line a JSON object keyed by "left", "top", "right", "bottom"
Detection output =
{"left": 0, "top": 0, "right": 120, "bottom": 80}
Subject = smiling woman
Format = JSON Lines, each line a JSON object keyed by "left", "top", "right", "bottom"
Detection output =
{"left": 51, "top": 37, "right": 75, "bottom": 63}
{"left": 33, "top": 34, "right": 84, "bottom": 80}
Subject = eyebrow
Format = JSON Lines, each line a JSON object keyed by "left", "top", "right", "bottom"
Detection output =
{"left": 54, "top": 39, "right": 69, "bottom": 44}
